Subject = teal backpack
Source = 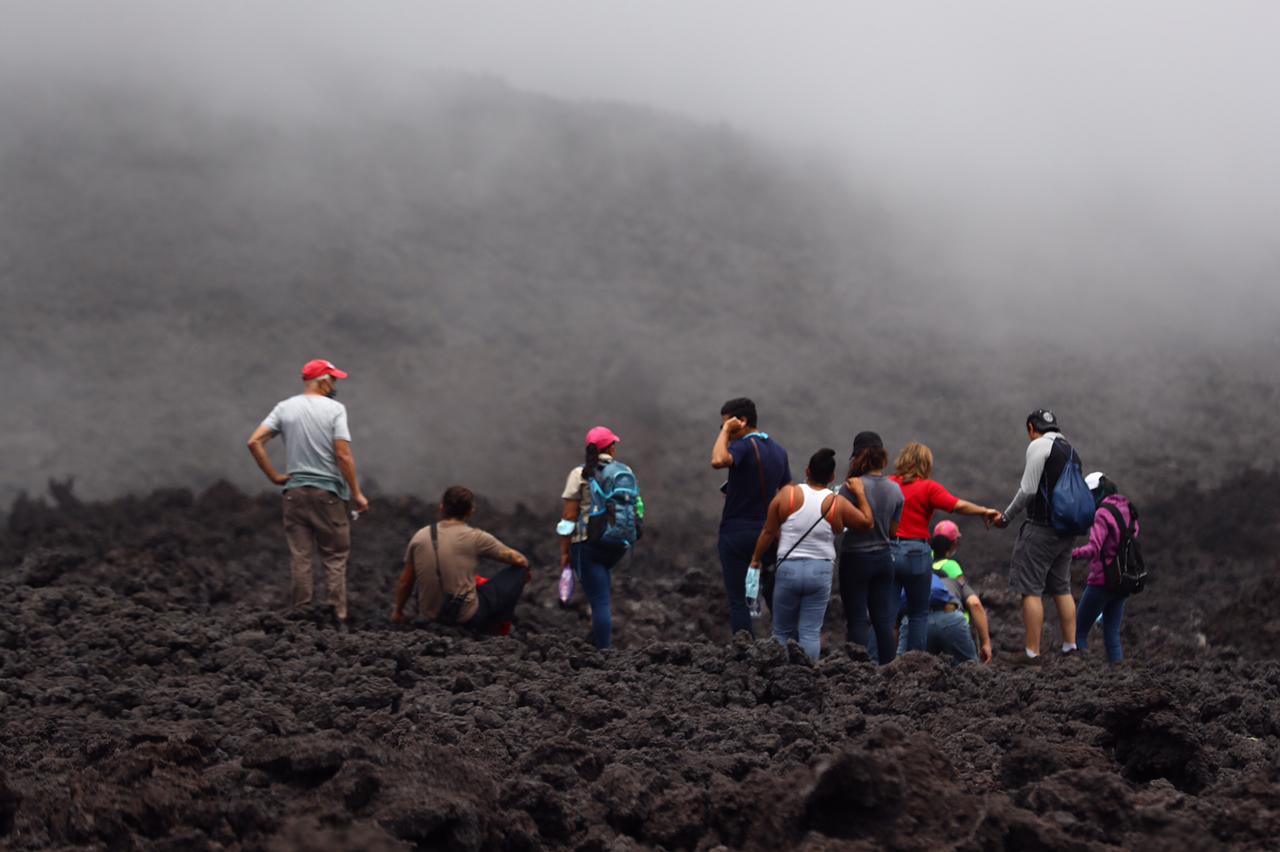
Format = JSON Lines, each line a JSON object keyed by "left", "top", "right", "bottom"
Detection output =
{"left": 587, "top": 460, "right": 643, "bottom": 548}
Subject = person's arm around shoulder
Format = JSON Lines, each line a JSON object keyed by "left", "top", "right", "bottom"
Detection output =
{"left": 333, "top": 439, "right": 370, "bottom": 513}
{"left": 711, "top": 417, "right": 747, "bottom": 469}
{"left": 965, "top": 593, "right": 992, "bottom": 664}
{"left": 247, "top": 424, "right": 290, "bottom": 486}
{"left": 749, "top": 485, "right": 793, "bottom": 568}
{"left": 837, "top": 477, "right": 874, "bottom": 533}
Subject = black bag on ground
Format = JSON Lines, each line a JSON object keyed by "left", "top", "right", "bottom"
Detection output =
{"left": 1101, "top": 503, "right": 1146, "bottom": 595}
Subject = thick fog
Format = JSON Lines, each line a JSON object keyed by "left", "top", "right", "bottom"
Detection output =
{"left": 2, "top": 2, "right": 1278, "bottom": 510}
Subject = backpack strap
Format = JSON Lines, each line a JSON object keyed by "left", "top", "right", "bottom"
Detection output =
{"left": 1101, "top": 503, "right": 1135, "bottom": 541}
{"left": 429, "top": 523, "right": 450, "bottom": 594}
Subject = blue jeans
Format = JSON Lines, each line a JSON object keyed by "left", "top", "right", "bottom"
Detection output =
{"left": 892, "top": 540, "right": 933, "bottom": 652}
{"left": 772, "top": 557, "right": 834, "bottom": 661}
{"left": 1076, "top": 584, "right": 1127, "bottom": 663}
{"left": 839, "top": 548, "right": 897, "bottom": 665}
{"left": 897, "top": 610, "right": 978, "bottom": 664}
{"left": 718, "top": 526, "right": 762, "bottom": 637}
{"left": 572, "top": 541, "right": 628, "bottom": 649}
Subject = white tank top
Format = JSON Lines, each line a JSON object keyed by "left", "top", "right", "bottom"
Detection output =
{"left": 777, "top": 484, "right": 837, "bottom": 562}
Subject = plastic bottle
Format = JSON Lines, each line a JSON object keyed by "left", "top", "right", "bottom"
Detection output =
{"left": 745, "top": 566, "right": 763, "bottom": 617}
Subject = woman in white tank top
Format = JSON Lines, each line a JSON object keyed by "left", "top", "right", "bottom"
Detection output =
{"left": 750, "top": 448, "right": 874, "bottom": 661}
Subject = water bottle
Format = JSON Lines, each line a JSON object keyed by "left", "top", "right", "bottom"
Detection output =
{"left": 745, "top": 566, "right": 763, "bottom": 617}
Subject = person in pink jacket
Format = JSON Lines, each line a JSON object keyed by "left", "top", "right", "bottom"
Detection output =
{"left": 1072, "top": 472, "right": 1139, "bottom": 663}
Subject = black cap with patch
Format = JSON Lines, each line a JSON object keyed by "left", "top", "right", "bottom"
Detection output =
{"left": 1027, "top": 409, "right": 1061, "bottom": 433}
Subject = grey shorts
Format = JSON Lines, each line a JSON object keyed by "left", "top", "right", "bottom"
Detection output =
{"left": 1009, "top": 521, "right": 1074, "bottom": 597}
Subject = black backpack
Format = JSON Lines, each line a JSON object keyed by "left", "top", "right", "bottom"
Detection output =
{"left": 1101, "top": 503, "right": 1146, "bottom": 595}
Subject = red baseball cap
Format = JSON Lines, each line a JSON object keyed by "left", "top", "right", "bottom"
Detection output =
{"left": 301, "top": 359, "right": 349, "bottom": 381}
{"left": 585, "top": 426, "right": 620, "bottom": 449}
{"left": 934, "top": 520, "right": 962, "bottom": 542}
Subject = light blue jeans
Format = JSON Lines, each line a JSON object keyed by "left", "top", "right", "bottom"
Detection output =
{"left": 772, "top": 557, "right": 834, "bottom": 661}
{"left": 892, "top": 539, "right": 933, "bottom": 652}
{"left": 896, "top": 610, "right": 978, "bottom": 665}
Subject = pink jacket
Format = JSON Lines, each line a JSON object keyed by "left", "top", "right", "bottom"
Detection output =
{"left": 1072, "top": 495, "right": 1138, "bottom": 586}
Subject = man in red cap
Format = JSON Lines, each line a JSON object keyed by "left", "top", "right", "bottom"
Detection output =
{"left": 247, "top": 359, "right": 369, "bottom": 625}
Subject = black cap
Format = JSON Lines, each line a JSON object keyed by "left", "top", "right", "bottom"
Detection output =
{"left": 1027, "top": 409, "right": 1061, "bottom": 433}
{"left": 850, "top": 431, "right": 884, "bottom": 458}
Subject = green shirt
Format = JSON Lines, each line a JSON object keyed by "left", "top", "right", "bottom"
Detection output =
{"left": 933, "top": 558, "right": 969, "bottom": 622}
{"left": 933, "top": 558, "right": 963, "bottom": 580}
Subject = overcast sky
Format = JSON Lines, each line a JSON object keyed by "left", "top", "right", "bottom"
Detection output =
{"left": 5, "top": 1, "right": 1279, "bottom": 328}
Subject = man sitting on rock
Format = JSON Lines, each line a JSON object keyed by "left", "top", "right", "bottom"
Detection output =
{"left": 391, "top": 486, "right": 530, "bottom": 634}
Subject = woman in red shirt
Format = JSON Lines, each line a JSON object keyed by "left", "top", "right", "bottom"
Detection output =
{"left": 891, "top": 442, "right": 1002, "bottom": 653}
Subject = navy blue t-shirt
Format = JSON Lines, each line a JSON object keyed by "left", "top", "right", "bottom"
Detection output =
{"left": 720, "top": 434, "right": 792, "bottom": 533}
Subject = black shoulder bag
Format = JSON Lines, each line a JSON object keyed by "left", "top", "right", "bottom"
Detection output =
{"left": 430, "top": 523, "right": 468, "bottom": 623}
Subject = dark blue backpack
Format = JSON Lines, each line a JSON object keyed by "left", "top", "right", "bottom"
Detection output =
{"left": 587, "top": 460, "right": 643, "bottom": 548}
{"left": 1045, "top": 443, "right": 1095, "bottom": 536}
{"left": 928, "top": 574, "right": 960, "bottom": 610}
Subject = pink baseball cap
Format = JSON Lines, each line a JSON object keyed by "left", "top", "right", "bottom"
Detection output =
{"left": 301, "top": 359, "right": 349, "bottom": 381}
{"left": 934, "top": 520, "right": 962, "bottom": 542}
{"left": 585, "top": 426, "right": 621, "bottom": 449}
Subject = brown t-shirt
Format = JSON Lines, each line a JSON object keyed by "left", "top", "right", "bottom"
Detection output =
{"left": 404, "top": 522, "right": 509, "bottom": 624}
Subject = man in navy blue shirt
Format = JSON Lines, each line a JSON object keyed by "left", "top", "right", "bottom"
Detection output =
{"left": 710, "top": 397, "right": 792, "bottom": 637}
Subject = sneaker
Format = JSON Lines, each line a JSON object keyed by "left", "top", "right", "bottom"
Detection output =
{"left": 1009, "top": 652, "right": 1045, "bottom": 667}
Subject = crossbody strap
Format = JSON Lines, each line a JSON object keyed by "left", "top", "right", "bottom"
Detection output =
{"left": 429, "top": 523, "right": 450, "bottom": 592}
{"left": 749, "top": 438, "right": 769, "bottom": 501}
{"left": 778, "top": 488, "right": 836, "bottom": 564}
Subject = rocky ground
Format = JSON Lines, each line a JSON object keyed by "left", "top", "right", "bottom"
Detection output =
{"left": 2, "top": 473, "right": 1280, "bottom": 850}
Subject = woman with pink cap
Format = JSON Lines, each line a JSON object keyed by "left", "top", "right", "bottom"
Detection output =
{"left": 557, "top": 426, "right": 642, "bottom": 649}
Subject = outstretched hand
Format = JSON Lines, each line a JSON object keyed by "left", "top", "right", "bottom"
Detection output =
{"left": 983, "top": 508, "right": 1002, "bottom": 529}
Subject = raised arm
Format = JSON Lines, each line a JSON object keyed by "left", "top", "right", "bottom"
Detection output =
{"left": 838, "top": 477, "right": 874, "bottom": 532}
{"left": 711, "top": 416, "right": 746, "bottom": 469}
{"left": 334, "top": 439, "right": 369, "bottom": 513}
{"left": 952, "top": 499, "right": 1002, "bottom": 527}
{"left": 246, "top": 425, "right": 289, "bottom": 485}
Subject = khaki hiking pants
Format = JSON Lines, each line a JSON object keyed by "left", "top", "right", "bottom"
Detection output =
{"left": 282, "top": 486, "right": 351, "bottom": 620}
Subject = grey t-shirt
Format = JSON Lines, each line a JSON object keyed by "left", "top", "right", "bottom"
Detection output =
{"left": 261, "top": 394, "right": 352, "bottom": 499}
{"left": 840, "top": 474, "right": 904, "bottom": 553}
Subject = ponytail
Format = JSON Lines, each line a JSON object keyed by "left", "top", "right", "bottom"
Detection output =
{"left": 582, "top": 443, "right": 601, "bottom": 480}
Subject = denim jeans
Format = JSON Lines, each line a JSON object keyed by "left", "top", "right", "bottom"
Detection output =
{"left": 772, "top": 557, "right": 834, "bottom": 661}
{"left": 838, "top": 547, "right": 897, "bottom": 665}
{"left": 892, "top": 539, "right": 933, "bottom": 652}
{"left": 718, "top": 526, "right": 762, "bottom": 637}
{"left": 572, "top": 540, "right": 628, "bottom": 650}
{"left": 896, "top": 610, "right": 978, "bottom": 664}
{"left": 1076, "top": 584, "right": 1127, "bottom": 663}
